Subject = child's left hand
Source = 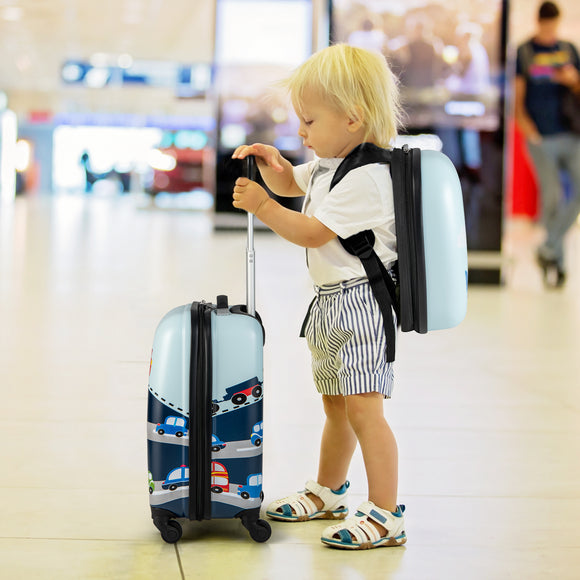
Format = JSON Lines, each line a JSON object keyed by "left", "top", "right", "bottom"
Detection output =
{"left": 232, "top": 177, "right": 270, "bottom": 216}
{"left": 553, "top": 64, "right": 580, "bottom": 89}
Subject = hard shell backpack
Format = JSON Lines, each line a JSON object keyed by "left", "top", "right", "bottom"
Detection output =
{"left": 336, "top": 142, "right": 468, "bottom": 361}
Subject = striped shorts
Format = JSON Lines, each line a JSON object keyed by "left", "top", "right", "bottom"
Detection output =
{"left": 303, "top": 278, "right": 395, "bottom": 398}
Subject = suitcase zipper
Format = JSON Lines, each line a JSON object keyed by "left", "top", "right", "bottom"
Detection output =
{"left": 189, "top": 302, "right": 212, "bottom": 520}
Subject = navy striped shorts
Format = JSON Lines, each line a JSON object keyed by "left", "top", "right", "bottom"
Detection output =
{"left": 303, "top": 278, "right": 395, "bottom": 398}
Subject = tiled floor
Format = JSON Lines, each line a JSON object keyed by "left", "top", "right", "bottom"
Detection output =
{"left": 0, "top": 192, "right": 579, "bottom": 579}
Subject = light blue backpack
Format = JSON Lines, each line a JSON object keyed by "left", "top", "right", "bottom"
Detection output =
{"left": 335, "top": 143, "right": 468, "bottom": 361}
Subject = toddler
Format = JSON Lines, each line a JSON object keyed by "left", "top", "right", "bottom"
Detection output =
{"left": 232, "top": 43, "right": 406, "bottom": 550}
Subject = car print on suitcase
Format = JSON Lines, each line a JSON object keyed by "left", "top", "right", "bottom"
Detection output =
{"left": 147, "top": 298, "right": 270, "bottom": 544}
{"left": 147, "top": 157, "right": 270, "bottom": 544}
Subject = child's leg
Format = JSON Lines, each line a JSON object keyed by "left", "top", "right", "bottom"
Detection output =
{"left": 266, "top": 394, "right": 355, "bottom": 520}
{"left": 307, "top": 394, "right": 357, "bottom": 509}
{"left": 317, "top": 394, "right": 358, "bottom": 488}
{"left": 318, "top": 392, "right": 405, "bottom": 547}
{"left": 344, "top": 392, "right": 398, "bottom": 513}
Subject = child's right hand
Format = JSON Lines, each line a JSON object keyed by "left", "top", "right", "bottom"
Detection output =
{"left": 232, "top": 143, "right": 285, "bottom": 173}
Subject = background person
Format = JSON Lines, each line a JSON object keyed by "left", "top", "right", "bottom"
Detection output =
{"left": 515, "top": 1, "right": 580, "bottom": 288}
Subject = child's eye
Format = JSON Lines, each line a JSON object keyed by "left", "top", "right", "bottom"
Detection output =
{"left": 304, "top": 120, "right": 313, "bottom": 126}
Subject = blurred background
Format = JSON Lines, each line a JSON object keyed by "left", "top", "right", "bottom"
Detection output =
{"left": 1, "top": 3, "right": 580, "bottom": 578}
{"left": 2, "top": 0, "right": 578, "bottom": 284}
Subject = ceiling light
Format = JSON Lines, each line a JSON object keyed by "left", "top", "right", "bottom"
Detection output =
{"left": 118, "top": 54, "right": 133, "bottom": 69}
{"left": 90, "top": 53, "right": 110, "bottom": 67}
{"left": 1, "top": 6, "right": 22, "bottom": 21}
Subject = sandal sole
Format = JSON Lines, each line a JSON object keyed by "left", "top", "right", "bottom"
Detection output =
{"left": 267, "top": 509, "right": 348, "bottom": 522}
{"left": 321, "top": 534, "right": 407, "bottom": 550}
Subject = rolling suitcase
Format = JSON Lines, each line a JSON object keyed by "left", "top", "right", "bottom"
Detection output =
{"left": 147, "top": 157, "right": 271, "bottom": 544}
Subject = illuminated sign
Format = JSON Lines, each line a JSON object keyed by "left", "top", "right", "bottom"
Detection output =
{"left": 61, "top": 59, "right": 213, "bottom": 97}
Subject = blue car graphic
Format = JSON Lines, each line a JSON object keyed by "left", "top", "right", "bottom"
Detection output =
{"left": 250, "top": 421, "right": 263, "bottom": 447}
{"left": 238, "top": 473, "right": 264, "bottom": 500}
{"left": 155, "top": 416, "right": 188, "bottom": 438}
{"left": 162, "top": 465, "right": 189, "bottom": 491}
{"left": 212, "top": 434, "right": 226, "bottom": 452}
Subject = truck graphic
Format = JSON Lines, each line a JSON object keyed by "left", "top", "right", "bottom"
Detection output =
{"left": 212, "top": 377, "right": 263, "bottom": 414}
{"left": 224, "top": 380, "right": 262, "bottom": 406}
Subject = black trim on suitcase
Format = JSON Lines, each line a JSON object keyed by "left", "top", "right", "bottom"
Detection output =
{"left": 229, "top": 304, "right": 266, "bottom": 344}
{"left": 392, "top": 146, "right": 427, "bottom": 333}
{"left": 189, "top": 301, "right": 213, "bottom": 521}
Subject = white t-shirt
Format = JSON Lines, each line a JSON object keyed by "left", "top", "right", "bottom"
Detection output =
{"left": 293, "top": 157, "right": 397, "bottom": 286}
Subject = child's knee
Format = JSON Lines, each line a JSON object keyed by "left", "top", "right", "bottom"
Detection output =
{"left": 344, "top": 392, "right": 384, "bottom": 431}
{"left": 321, "top": 394, "right": 347, "bottom": 419}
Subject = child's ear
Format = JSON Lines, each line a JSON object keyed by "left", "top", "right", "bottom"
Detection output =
{"left": 347, "top": 107, "right": 365, "bottom": 133}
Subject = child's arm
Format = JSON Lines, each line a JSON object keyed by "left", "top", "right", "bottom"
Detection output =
{"left": 232, "top": 143, "right": 305, "bottom": 197}
{"left": 233, "top": 178, "right": 336, "bottom": 248}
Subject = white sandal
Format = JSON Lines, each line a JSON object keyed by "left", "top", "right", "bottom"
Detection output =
{"left": 321, "top": 501, "right": 406, "bottom": 549}
{"left": 266, "top": 480, "right": 349, "bottom": 522}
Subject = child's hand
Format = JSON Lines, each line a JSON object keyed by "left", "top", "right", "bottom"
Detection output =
{"left": 232, "top": 177, "right": 270, "bottom": 216}
{"left": 232, "top": 143, "right": 284, "bottom": 173}
{"left": 553, "top": 64, "right": 580, "bottom": 89}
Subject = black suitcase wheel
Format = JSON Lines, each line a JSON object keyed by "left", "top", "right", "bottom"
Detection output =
{"left": 160, "top": 520, "right": 182, "bottom": 544}
{"left": 248, "top": 519, "right": 271, "bottom": 543}
{"left": 252, "top": 386, "right": 262, "bottom": 398}
{"left": 240, "top": 509, "right": 272, "bottom": 543}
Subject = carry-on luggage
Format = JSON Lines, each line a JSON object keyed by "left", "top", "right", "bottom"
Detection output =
{"left": 147, "top": 157, "right": 271, "bottom": 544}
{"left": 335, "top": 142, "right": 468, "bottom": 361}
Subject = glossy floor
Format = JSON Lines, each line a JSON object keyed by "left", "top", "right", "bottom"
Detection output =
{"left": 0, "top": 193, "right": 579, "bottom": 579}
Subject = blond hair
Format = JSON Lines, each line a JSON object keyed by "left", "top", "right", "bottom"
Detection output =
{"left": 283, "top": 44, "right": 402, "bottom": 148}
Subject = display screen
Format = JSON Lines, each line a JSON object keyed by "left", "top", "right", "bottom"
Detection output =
{"left": 331, "top": 0, "right": 504, "bottom": 132}
{"left": 213, "top": 0, "right": 313, "bottom": 219}
{"left": 331, "top": 0, "right": 507, "bottom": 277}
{"left": 215, "top": 0, "right": 312, "bottom": 66}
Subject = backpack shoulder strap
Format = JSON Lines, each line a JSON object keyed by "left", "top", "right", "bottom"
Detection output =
{"left": 339, "top": 230, "right": 399, "bottom": 362}
{"left": 331, "top": 143, "right": 399, "bottom": 361}
{"left": 330, "top": 142, "right": 391, "bottom": 189}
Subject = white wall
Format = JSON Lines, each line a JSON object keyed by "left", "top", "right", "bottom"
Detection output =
{"left": 510, "top": 0, "right": 580, "bottom": 45}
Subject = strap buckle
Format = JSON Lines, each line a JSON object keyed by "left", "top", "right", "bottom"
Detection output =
{"left": 339, "top": 230, "right": 375, "bottom": 260}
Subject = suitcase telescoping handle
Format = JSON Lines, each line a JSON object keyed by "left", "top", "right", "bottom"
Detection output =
{"left": 244, "top": 156, "right": 257, "bottom": 316}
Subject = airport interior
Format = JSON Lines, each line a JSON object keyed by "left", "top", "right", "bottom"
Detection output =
{"left": 1, "top": 0, "right": 579, "bottom": 578}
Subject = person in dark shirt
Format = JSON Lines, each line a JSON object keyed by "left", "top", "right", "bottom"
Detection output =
{"left": 515, "top": 1, "right": 580, "bottom": 287}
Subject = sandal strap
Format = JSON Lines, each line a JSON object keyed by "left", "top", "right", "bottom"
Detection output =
{"left": 323, "top": 514, "right": 381, "bottom": 544}
{"left": 304, "top": 480, "right": 349, "bottom": 511}
{"left": 355, "top": 501, "right": 392, "bottom": 527}
{"left": 271, "top": 492, "right": 318, "bottom": 517}
{"left": 322, "top": 501, "right": 406, "bottom": 545}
